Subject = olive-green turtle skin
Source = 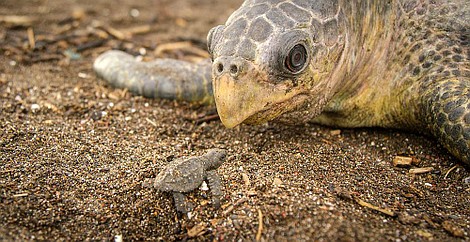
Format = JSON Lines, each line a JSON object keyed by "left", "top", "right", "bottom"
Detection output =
{"left": 94, "top": 0, "right": 469, "bottom": 165}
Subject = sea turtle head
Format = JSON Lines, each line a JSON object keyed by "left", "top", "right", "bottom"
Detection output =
{"left": 207, "top": 0, "right": 345, "bottom": 128}
{"left": 203, "top": 148, "right": 227, "bottom": 170}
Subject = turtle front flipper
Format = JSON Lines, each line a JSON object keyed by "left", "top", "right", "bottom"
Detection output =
{"left": 206, "top": 170, "right": 223, "bottom": 208}
{"left": 172, "top": 192, "right": 193, "bottom": 213}
{"left": 420, "top": 79, "right": 469, "bottom": 165}
{"left": 93, "top": 50, "right": 214, "bottom": 104}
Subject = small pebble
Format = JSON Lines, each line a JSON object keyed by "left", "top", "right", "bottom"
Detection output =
{"left": 31, "top": 104, "right": 40, "bottom": 113}
{"left": 241, "top": 173, "right": 251, "bottom": 186}
{"left": 200, "top": 181, "right": 209, "bottom": 191}
{"left": 90, "top": 110, "right": 107, "bottom": 121}
{"left": 130, "top": 8, "right": 140, "bottom": 18}
{"left": 273, "top": 178, "right": 283, "bottom": 186}
{"left": 64, "top": 49, "right": 81, "bottom": 60}
{"left": 78, "top": 72, "right": 89, "bottom": 79}
{"left": 114, "top": 235, "right": 123, "bottom": 242}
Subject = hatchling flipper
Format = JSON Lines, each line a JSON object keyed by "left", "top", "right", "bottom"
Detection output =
{"left": 206, "top": 170, "right": 223, "bottom": 208}
{"left": 420, "top": 79, "right": 470, "bottom": 164}
{"left": 172, "top": 192, "right": 194, "bottom": 214}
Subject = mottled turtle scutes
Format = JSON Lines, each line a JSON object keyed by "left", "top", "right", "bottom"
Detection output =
{"left": 150, "top": 149, "right": 226, "bottom": 213}
{"left": 94, "top": 0, "right": 469, "bottom": 164}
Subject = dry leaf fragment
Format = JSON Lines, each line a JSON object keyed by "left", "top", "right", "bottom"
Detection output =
{"left": 442, "top": 220, "right": 465, "bottom": 238}
{"left": 393, "top": 156, "right": 413, "bottom": 167}
{"left": 416, "top": 229, "right": 433, "bottom": 238}
{"left": 187, "top": 223, "right": 206, "bottom": 238}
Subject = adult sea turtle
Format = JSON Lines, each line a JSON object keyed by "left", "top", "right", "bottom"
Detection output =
{"left": 94, "top": 0, "right": 469, "bottom": 164}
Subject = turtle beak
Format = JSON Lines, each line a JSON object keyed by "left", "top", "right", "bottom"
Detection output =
{"left": 212, "top": 59, "right": 303, "bottom": 128}
{"left": 213, "top": 73, "right": 268, "bottom": 128}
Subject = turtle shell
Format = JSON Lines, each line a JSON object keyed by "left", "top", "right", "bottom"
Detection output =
{"left": 153, "top": 156, "right": 206, "bottom": 193}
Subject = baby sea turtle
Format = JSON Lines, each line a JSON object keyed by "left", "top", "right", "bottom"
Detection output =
{"left": 149, "top": 148, "right": 227, "bottom": 213}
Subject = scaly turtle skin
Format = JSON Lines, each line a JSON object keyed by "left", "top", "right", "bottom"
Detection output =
{"left": 94, "top": 0, "right": 469, "bottom": 164}
{"left": 150, "top": 148, "right": 226, "bottom": 213}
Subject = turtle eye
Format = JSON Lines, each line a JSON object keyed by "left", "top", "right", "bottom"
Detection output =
{"left": 285, "top": 44, "right": 308, "bottom": 74}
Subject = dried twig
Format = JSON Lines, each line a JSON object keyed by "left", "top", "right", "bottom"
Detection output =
{"left": 36, "top": 53, "right": 65, "bottom": 61}
{"left": 76, "top": 39, "right": 107, "bottom": 52}
{"left": 27, "top": 27, "right": 35, "bottom": 49}
{"left": 30, "top": 54, "right": 63, "bottom": 63}
{"left": 256, "top": 209, "right": 263, "bottom": 241}
{"left": 444, "top": 165, "right": 458, "bottom": 179}
{"left": 222, "top": 197, "right": 248, "bottom": 216}
{"left": 409, "top": 167, "right": 434, "bottom": 174}
{"left": 183, "top": 113, "right": 219, "bottom": 124}
{"left": 13, "top": 193, "right": 29, "bottom": 198}
{"left": 145, "top": 118, "right": 158, "bottom": 127}
{"left": 95, "top": 24, "right": 128, "bottom": 40}
{"left": 121, "top": 25, "right": 152, "bottom": 35}
{"left": 195, "top": 114, "right": 219, "bottom": 124}
{"left": 354, "top": 198, "right": 396, "bottom": 217}
{"left": 0, "top": 15, "right": 36, "bottom": 26}
{"left": 155, "top": 41, "right": 210, "bottom": 58}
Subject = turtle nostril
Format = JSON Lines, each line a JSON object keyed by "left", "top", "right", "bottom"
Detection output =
{"left": 229, "top": 65, "right": 238, "bottom": 75}
{"left": 214, "top": 58, "right": 245, "bottom": 77}
{"left": 217, "top": 63, "right": 224, "bottom": 73}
